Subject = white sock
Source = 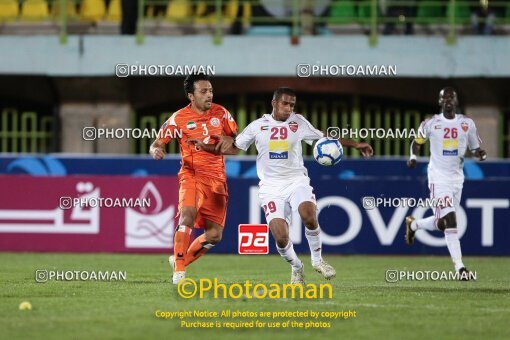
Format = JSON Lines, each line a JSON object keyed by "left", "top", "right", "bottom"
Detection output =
{"left": 412, "top": 216, "right": 437, "bottom": 231}
{"left": 276, "top": 241, "right": 302, "bottom": 270}
{"left": 444, "top": 229, "right": 465, "bottom": 271}
{"left": 305, "top": 226, "right": 322, "bottom": 265}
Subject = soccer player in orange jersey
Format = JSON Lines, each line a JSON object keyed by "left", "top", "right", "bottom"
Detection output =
{"left": 149, "top": 74, "right": 238, "bottom": 284}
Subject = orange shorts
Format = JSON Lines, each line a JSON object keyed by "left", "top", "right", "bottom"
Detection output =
{"left": 178, "top": 172, "right": 228, "bottom": 228}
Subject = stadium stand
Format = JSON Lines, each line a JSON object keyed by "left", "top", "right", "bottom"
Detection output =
{"left": 0, "top": 1, "right": 510, "bottom": 38}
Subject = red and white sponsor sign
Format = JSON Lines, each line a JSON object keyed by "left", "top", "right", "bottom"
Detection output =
{"left": 0, "top": 176, "right": 179, "bottom": 252}
{"left": 238, "top": 224, "right": 269, "bottom": 254}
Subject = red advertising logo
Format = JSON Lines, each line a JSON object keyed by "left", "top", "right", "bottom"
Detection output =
{"left": 0, "top": 176, "right": 179, "bottom": 253}
{"left": 238, "top": 224, "right": 269, "bottom": 254}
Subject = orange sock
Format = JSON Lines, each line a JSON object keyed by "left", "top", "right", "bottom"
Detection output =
{"left": 184, "top": 234, "right": 214, "bottom": 266}
{"left": 174, "top": 225, "right": 192, "bottom": 271}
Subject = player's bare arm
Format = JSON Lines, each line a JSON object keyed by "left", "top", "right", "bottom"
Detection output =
{"left": 407, "top": 139, "right": 422, "bottom": 168}
{"left": 338, "top": 138, "right": 374, "bottom": 157}
{"left": 212, "top": 135, "right": 241, "bottom": 155}
{"left": 149, "top": 139, "right": 166, "bottom": 160}
{"left": 186, "top": 138, "right": 220, "bottom": 155}
{"left": 472, "top": 148, "right": 487, "bottom": 161}
{"left": 186, "top": 135, "right": 239, "bottom": 155}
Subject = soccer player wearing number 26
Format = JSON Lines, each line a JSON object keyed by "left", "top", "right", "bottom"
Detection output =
{"left": 193, "top": 87, "right": 373, "bottom": 284}
{"left": 405, "top": 87, "right": 487, "bottom": 280}
{"left": 150, "top": 74, "right": 238, "bottom": 285}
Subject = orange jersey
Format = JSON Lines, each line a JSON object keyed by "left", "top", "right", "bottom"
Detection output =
{"left": 158, "top": 103, "right": 238, "bottom": 181}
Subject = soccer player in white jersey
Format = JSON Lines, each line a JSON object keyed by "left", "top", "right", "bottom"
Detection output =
{"left": 405, "top": 87, "right": 487, "bottom": 279}
{"left": 193, "top": 87, "right": 373, "bottom": 284}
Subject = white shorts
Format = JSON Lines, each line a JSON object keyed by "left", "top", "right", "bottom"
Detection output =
{"left": 258, "top": 177, "right": 316, "bottom": 225}
{"left": 429, "top": 182, "right": 463, "bottom": 218}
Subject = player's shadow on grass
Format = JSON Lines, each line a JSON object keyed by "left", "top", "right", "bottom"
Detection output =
{"left": 385, "top": 287, "right": 510, "bottom": 295}
{"left": 125, "top": 280, "right": 168, "bottom": 284}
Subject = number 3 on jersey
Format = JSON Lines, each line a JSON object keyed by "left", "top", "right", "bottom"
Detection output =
{"left": 202, "top": 123, "right": 209, "bottom": 136}
{"left": 194, "top": 123, "right": 209, "bottom": 151}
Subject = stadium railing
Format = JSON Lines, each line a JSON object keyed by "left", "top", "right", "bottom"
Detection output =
{"left": 2, "top": 99, "right": 509, "bottom": 158}
{"left": 0, "top": 108, "right": 54, "bottom": 153}
{"left": 1, "top": 1, "right": 510, "bottom": 45}
{"left": 136, "top": 0, "right": 510, "bottom": 45}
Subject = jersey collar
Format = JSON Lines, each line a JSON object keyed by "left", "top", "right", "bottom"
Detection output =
{"left": 439, "top": 112, "right": 458, "bottom": 121}
{"left": 187, "top": 103, "right": 210, "bottom": 115}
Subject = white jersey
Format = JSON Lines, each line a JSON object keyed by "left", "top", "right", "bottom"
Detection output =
{"left": 416, "top": 113, "right": 481, "bottom": 184}
{"left": 234, "top": 113, "right": 324, "bottom": 186}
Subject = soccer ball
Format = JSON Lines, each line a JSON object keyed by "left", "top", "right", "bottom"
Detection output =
{"left": 313, "top": 137, "right": 343, "bottom": 166}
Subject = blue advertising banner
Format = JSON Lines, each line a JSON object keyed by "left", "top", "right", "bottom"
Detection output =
{"left": 0, "top": 156, "right": 508, "bottom": 255}
{"left": 220, "top": 179, "right": 510, "bottom": 256}
{"left": 1, "top": 155, "right": 509, "bottom": 179}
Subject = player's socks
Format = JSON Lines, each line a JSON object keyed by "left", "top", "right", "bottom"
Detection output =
{"left": 411, "top": 216, "right": 437, "bottom": 231}
{"left": 173, "top": 224, "right": 192, "bottom": 271}
{"left": 444, "top": 228, "right": 465, "bottom": 271}
{"left": 305, "top": 226, "right": 322, "bottom": 265}
{"left": 184, "top": 234, "right": 215, "bottom": 266}
{"left": 276, "top": 241, "right": 302, "bottom": 270}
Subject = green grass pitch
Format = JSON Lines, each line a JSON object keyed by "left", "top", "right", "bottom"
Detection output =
{"left": 1, "top": 253, "right": 509, "bottom": 339}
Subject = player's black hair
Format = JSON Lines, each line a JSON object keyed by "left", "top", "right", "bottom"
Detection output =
{"left": 184, "top": 74, "right": 211, "bottom": 97}
{"left": 273, "top": 87, "right": 296, "bottom": 101}
{"left": 439, "top": 86, "right": 457, "bottom": 99}
{"left": 438, "top": 86, "right": 458, "bottom": 106}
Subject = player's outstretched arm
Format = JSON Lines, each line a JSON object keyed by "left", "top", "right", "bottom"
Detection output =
{"left": 149, "top": 140, "right": 166, "bottom": 160}
{"left": 187, "top": 136, "right": 240, "bottom": 155}
{"left": 339, "top": 138, "right": 374, "bottom": 158}
{"left": 186, "top": 139, "right": 220, "bottom": 155}
{"left": 407, "top": 140, "right": 422, "bottom": 168}
{"left": 212, "top": 135, "right": 241, "bottom": 155}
